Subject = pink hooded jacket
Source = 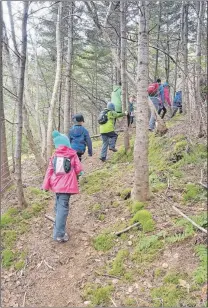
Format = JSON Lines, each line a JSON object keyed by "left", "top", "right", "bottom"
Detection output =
{"left": 164, "top": 86, "right": 171, "bottom": 106}
{"left": 42, "top": 146, "right": 83, "bottom": 194}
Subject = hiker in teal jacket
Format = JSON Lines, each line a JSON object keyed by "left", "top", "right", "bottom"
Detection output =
{"left": 111, "top": 83, "right": 122, "bottom": 113}
{"left": 99, "top": 102, "right": 127, "bottom": 162}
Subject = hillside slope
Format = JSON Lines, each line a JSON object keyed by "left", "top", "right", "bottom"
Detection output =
{"left": 1, "top": 115, "right": 207, "bottom": 307}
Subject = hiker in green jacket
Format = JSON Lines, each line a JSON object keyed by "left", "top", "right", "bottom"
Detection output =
{"left": 111, "top": 83, "right": 122, "bottom": 113}
{"left": 99, "top": 102, "right": 127, "bottom": 162}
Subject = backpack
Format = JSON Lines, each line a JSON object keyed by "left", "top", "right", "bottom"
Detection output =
{"left": 53, "top": 156, "right": 71, "bottom": 175}
{"left": 98, "top": 110, "right": 109, "bottom": 125}
{"left": 174, "top": 91, "right": 182, "bottom": 103}
{"left": 147, "top": 83, "right": 159, "bottom": 96}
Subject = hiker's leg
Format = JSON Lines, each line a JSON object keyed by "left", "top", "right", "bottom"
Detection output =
{"left": 108, "top": 132, "right": 118, "bottom": 150}
{"left": 53, "top": 194, "right": 59, "bottom": 239}
{"left": 127, "top": 113, "right": 130, "bottom": 127}
{"left": 54, "top": 193, "right": 70, "bottom": 239}
{"left": 130, "top": 116, "right": 134, "bottom": 125}
{"left": 77, "top": 152, "right": 82, "bottom": 162}
{"left": 100, "top": 134, "right": 109, "bottom": 159}
{"left": 149, "top": 97, "right": 159, "bottom": 130}
{"left": 161, "top": 106, "right": 167, "bottom": 119}
{"left": 179, "top": 105, "right": 182, "bottom": 113}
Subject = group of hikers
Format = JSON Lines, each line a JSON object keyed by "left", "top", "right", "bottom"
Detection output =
{"left": 42, "top": 79, "right": 183, "bottom": 243}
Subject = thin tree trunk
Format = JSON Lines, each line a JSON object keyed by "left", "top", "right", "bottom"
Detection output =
{"left": 132, "top": 0, "right": 149, "bottom": 201}
{"left": 120, "top": 0, "right": 129, "bottom": 152}
{"left": 154, "top": 1, "right": 162, "bottom": 80}
{"left": 46, "top": 2, "right": 62, "bottom": 159}
{"left": 14, "top": 2, "right": 29, "bottom": 208}
{"left": 0, "top": 2, "right": 12, "bottom": 194}
{"left": 173, "top": 36, "right": 180, "bottom": 96}
{"left": 64, "top": 1, "right": 73, "bottom": 134}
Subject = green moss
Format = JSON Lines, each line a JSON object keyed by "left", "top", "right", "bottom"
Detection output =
{"left": 151, "top": 284, "right": 186, "bottom": 307}
{"left": 131, "top": 209, "right": 155, "bottom": 232}
{"left": 83, "top": 284, "right": 114, "bottom": 306}
{"left": 193, "top": 245, "right": 207, "bottom": 284}
{"left": 27, "top": 187, "right": 44, "bottom": 195}
{"left": 123, "top": 297, "right": 137, "bottom": 306}
{"left": 109, "top": 249, "right": 129, "bottom": 276}
{"left": 112, "top": 201, "right": 120, "bottom": 208}
{"left": 98, "top": 214, "right": 105, "bottom": 221}
{"left": 81, "top": 169, "right": 111, "bottom": 194}
{"left": 173, "top": 140, "right": 188, "bottom": 153}
{"left": 14, "top": 260, "right": 25, "bottom": 271}
{"left": 120, "top": 188, "right": 131, "bottom": 200}
{"left": 2, "top": 249, "right": 15, "bottom": 267}
{"left": 91, "top": 203, "right": 101, "bottom": 212}
{"left": 2, "top": 230, "right": 17, "bottom": 248}
{"left": 1, "top": 208, "right": 19, "bottom": 227}
{"left": 123, "top": 271, "right": 134, "bottom": 282}
{"left": 31, "top": 203, "right": 44, "bottom": 214}
{"left": 154, "top": 268, "right": 165, "bottom": 278}
{"left": 111, "top": 142, "right": 134, "bottom": 164}
{"left": 131, "top": 201, "right": 146, "bottom": 213}
{"left": 183, "top": 183, "right": 205, "bottom": 202}
{"left": 163, "top": 272, "right": 181, "bottom": 284}
{"left": 93, "top": 233, "right": 114, "bottom": 252}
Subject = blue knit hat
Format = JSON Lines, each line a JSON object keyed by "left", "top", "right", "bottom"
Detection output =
{"left": 52, "top": 130, "right": 71, "bottom": 149}
{"left": 107, "top": 102, "right": 115, "bottom": 111}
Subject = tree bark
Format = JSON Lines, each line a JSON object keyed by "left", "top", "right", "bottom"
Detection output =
{"left": 120, "top": 0, "right": 129, "bottom": 152}
{"left": 14, "top": 2, "right": 29, "bottom": 208}
{"left": 154, "top": 1, "right": 162, "bottom": 80}
{"left": 132, "top": 0, "right": 149, "bottom": 201}
{"left": 46, "top": 2, "right": 62, "bottom": 160}
{"left": 64, "top": 1, "right": 73, "bottom": 134}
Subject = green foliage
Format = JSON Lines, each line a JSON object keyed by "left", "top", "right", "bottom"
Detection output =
{"left": 109, "top": 249, "right": 129, "bottom": 276}
{"left": 81, "top": 169, "right": 111, "bottom": 194}
{"left": 151, "top": 284, "right": 186, "bottom": 307}
{"left": 163, "top": 272, "right": 181, "bottom": 284}
{"left": 150, "top": 173, "right": 167, "bottom": 192}
{"left": 120, "top": 188, "right": 131, "bottom": 200}
{"left": 111, "top": 142, "right": 134, "bottom": 164}
{"left": 1, "top": 208, "right": 19, "bottom": 227}
{"left": 93, "top": 233, "right": 114, "bottom": 252}
{"left": 183, "top": 183, "right": 205, "bottom": 202}
{"left": 2, "top": 249, "right": 15, "bottom": 267}
{"left": 131, "top": 210, "right": 155, "bottom": 232}
{"left": 131, "top": 201, "right": 146, "bottom": 213}
{"left": 193, "top": 245, "right": 207, "bottom": 284}
{"left": 137, "top": 235, "right": 160, "bottom": 251}
{"left": 14, "top": 260, "right": 25, "bottom": 271}
{"left": 83, "top": 284, "right": 114, "bottom": 306}
{"left": 154, "top": 268, "right": 165, "bottom": 278}
{"left": 98, "top": 214, "right": 105, "bottom": 221}
{"left": 27, "top": 187, "right": 45, "bottom": 195}
{"left": 90, "top": 203, "right": 101, "bottom": 213}
{"left": 2, "top": 230, "right": 17, "bottom": 248}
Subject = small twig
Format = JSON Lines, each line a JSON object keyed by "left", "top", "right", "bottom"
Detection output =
{"left": 198, "top": 182, "right": 208, "bottom": 189}
{"left": 22, "top": 291, "right": 27, "bottom": 307}
{"left": 115, "top": 222, "right": 141, "bottom": 236}
{"left": 95, "top": 271, "right": 121, "bottom": 280}
{"left": 111, "top": 298, "right": 117, "bottom": 307}
{"left": 44, "top": 260, "right": 54, "bottom": 270}
{"left": 36, "top": 260, "right": 43, "bottom": 269}
{"left": 45, "top": 214, "right": 55, "bottom": 223}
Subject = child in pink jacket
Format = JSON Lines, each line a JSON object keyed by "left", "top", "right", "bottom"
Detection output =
{"left": 158, "top": 82, "right": 172, "bottom": 119}
{"left": 42, "top": 130, "right": 83, "bottom": 242}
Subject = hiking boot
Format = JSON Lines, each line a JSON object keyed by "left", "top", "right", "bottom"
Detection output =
{"left": 109, "top": 148, "right": 118, "bottom": 152}
{"left": 149, "top": 128, "right": 154, "bottom": 132}
{"left": 99, "top": 157, "right": 106, "bottom": 162}
{"left": 56, "top": 233, "right": 69, "bottom": 243}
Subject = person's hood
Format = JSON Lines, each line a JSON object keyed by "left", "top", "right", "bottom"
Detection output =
{"left": 71, "top": 125, "right": 84, "bottom": 137}
{"left": 54, "top": 146, "right": 77, "bottom": 157}
{"left": 113, "top": 85, "right": 120, "bottom": 92}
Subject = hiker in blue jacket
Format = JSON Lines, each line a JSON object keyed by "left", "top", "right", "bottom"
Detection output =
{"left": 171, "top": 91, "right": 182, "bottom": 117}
{"left": 68, "top": 114, "right": 92, "bottom": 161}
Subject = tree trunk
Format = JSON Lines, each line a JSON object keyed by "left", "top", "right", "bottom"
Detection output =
{"left": 181, "top": 2, "right": 189, "bottom": 114}
{"left": 154, "top": 1, "right": 162, "bottom": 80}
{"left": 0, "top": 2, "right": 12, "bottom": 195}
{"left": 64, "top": 1, "right": 73, "bottom": 135}
{"left": 46, "top": 2, "right": 62, "bottom": 160}
{"left": 120, "top": 0, "right": 129, "bottom": 152}
{"left": 14, "top": 2, "right": 29, "bottom": 208}
{"left": 132, "top": 0, "right": 149, "bottom": 202}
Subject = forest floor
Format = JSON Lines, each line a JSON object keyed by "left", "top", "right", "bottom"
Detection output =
{"left": 1, "top": 114, "right": 207, "bottom": 307}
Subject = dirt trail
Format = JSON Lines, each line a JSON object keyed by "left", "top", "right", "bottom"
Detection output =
{"left": 2, "top": 142, "right": 115, "bottom": 307}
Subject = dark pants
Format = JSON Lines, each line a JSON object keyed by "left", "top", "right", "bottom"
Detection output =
{"left": 53, "top": 193, "right": 70, "bottom": 239}
{"left": 100, "top": 132, "right": 118, "bottom": 159}
{"left": 77, "top": 152, "right": 83, "bottom": 162}
{"left": 127, "top": 114, "right": 134, "bottom": 127}
{"left": 171, "top": 105, "right": 182, "bottom": 117}
{"left": 158, "top": 106, "right": 167, "bottom": 119}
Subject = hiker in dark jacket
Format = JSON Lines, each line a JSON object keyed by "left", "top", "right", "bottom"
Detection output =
{"left": 171, "top": 91, "right": 182, "bottom": 117}
{"left": 68, "top": 114, "right": 92, "bottom": 161}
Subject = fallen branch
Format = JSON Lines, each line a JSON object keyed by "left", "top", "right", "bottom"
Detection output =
{"left": 115, "top": 222, "right": 141, "bottom": 236}
{"left": 45, "top": 214, "right": 55, "bottom": 223}
{"left": 111, "top": 298, "right": 117, "bottom": 307}
{"left": 44, "top": 260, "right": 54, "bottom": 270}
{"left": 172, "top": 205, "right": 207, "bottom": 234}
{"left": 198, "top": 182, "right": 208, "bottom": 189}
{"left": 22, "top": 292, "right": 27, "bottom": 307}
